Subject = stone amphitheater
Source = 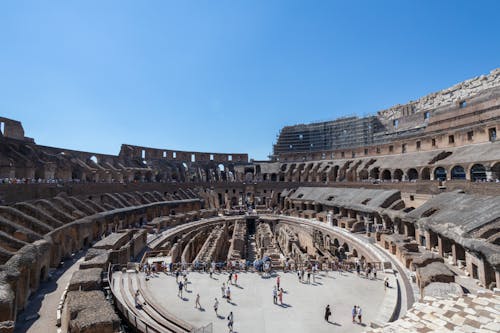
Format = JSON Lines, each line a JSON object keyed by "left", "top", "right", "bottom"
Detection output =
{"left": 0, "top": 69, "right": 499, "bottom": 333}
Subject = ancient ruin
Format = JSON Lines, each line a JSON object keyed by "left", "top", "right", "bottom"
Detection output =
{"left": 0, "top": 68, "right": 499, "bottom": 332}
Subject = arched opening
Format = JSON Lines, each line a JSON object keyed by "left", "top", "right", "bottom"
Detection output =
{"left": 218, "top": 164, "right": 226, "bottom": 181}
{"left": 421, "top": 167, "right": 430, "bottom": 180}
{"left": 393, "top": 169, "right": 403, "bottom": 181}
{"left": 434, "top": 167, "right": 447, "bottom": 181}
{"left": 332, "top": 165, "right": 339, "bottom": 181}
{"left": 451, "top": 165, "right": 466, "bottom": 180}
{"left": 270, "top": 173, "right": 277, "bottom": 181}
{"left": 407, "top": 168, "right": 418, "bottom": 181}
{"left": 352, "top": 249, "right": 358, "bottom": 257}
{"left": 381, "top": 169, "right": 391, "bottom": 181}
{"left": 369, "top": 167, "right": 380, "bottom": 180}
{"left": 492, "top": 162, "right": 500, "bottom": 181}
{"left": 342, "top": 243, "right": 349, "bottom": 253}
{"left": 470, "top": 164, "right": 487, "bottom": 181}
{"left": 359, "top": 169, "right": 368, "bottom": 180}
{"left": 333, "top": 238, "right": 340, "bottom": 247}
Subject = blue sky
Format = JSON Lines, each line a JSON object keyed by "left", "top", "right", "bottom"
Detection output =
{"left": 1, "top": 1, "right": 499, "bottom": 160}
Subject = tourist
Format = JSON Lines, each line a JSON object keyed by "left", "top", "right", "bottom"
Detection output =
{"left": 324, "top": 304, "right": 331, "bottom": 322}
{"left": 221, "top": 282, "right": 226, "bottom": 298}
{"left": 226, "top": 285, "right": 231, "bottom": 302}
{"left": 227, "top": 311, "right": 234, "bottom": 332}
{"left": 273, "top": 286, "right": 277, "bottom": 304}
{"left": 134, "top": 290, "right": 140, "bottom": 308}
{"left": 357, "top": 305, "right": 363, "bottom": 324}
{"left": 228, "top": 271, "right": 233, "bottom": 284}
{"left": 373, "top": 267, "right": 377, "bottom": 280}
{"left": 277, "top": 275, "right": 280, "bottom": 289}
{"left": 175, "top": 270, "right": 180, "bottom": 283}
{"left": 307, "top": 271, "right": 311, "bottom": 284}
{"left": 178, "top": 281, "right": 184, "bottom": 298}
{"left": 352, "top": 305, "right": 357, "bottom": 323}
{"left": 212, "top": 297, "right": 219, "bottom": 314}
{"left": 195, "top": 293, "right": 201, "bottom": 309}
{"left": 278, "top": 288, "right": 283, "bottom": 305}
{"left": 234, "top": 272, "right": 238, "bottom": 285}
{"left": 384, "top": 277, "right": 389, "bottom": 290}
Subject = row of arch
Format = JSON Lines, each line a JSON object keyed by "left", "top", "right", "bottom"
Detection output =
{"left": 263, "top": 161, "right": 499, "bottom": 183}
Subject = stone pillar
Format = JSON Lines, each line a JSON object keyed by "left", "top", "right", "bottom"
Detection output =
{"left": 424, "top": 230, "right": 432, "bottom": 251}
{"left": 451, "top": 243, "right": 458, "bottom": 266}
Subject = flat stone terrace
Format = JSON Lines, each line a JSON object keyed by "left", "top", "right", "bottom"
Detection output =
{"left": 369, "top": 291, "right": 500, "bottom": 333}
{"left": 118, "top": 270, "right": 392, "bottom": 333}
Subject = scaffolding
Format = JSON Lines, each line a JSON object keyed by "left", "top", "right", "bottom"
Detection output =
{"left": 273, "top": 116, "right": 385, "bottom": 154}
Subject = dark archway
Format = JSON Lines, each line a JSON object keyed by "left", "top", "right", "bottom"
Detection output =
{"left": 393, "top": 169, "right": 403, "bottom": 181}
{"left": 470, "top": 164, "right": 487, "bottom": 181}
{"left": 451, "top": 165, "right": 466, "bottom": 180}
{"left": 434, "top": 167, "right": 447, "bottom": 181}
{"left": 381, "top": 169, "right": 391, "bottom": 180}
{"left": 407, "top": 168, "right": 418, "bottom": 181}
{"left": 421, "top": 167, "right": 430, "bottom": 180}
{"left": 369, "top": 167, "right": 380, "bottom": 179}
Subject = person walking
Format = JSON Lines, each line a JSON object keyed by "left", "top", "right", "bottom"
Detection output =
{"left": 214, "top": 298, "right": 219, "bottom": 316}
{"left": 278, "top": 288, "right": 283, "bottom": 305}
{"left": 352, "top": 305, "right": 357, "bottom": 323}
{"left": 227, "top": 311, "right": 234, "bottom": 333}
{"left": 357, "top": 305, "right": 363, "bottom": 324}
{"left": 234, "top": 273, "right": 238, "bottom": 285}
{"left": 324, "top": 304, "right": 331, "bottom": 322}
{"left": 221, "top": 282, "right": 226, "bottom": 298}
{"left": 226, "top": 285, "right": 231, "bottom": 302}
{"left": 178, "top": 281, "right": 183, "bottom": 298}
{"left": 373, "top": 267, "right": 377, "bottom": 280}
{"left": 273, "top": 286, "right": 277, "bottom": 304}
{"left": 195, "top": 293, "right": 201, "bottom": 309}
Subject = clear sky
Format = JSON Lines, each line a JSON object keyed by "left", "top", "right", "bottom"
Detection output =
{"left": 1, "top": 1, "right": 499, "bottom": 160}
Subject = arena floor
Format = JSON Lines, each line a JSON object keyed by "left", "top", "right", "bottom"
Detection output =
{"left": 143, "top": 270, "right": 389, "bottom": 333}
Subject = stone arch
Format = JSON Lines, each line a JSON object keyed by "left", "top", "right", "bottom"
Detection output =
{"left": 470, "top": 164, "right": 487, "bottom": 181}
{"left": 369, "top": 167, "right": 380, "bottom": 179}
{"left": 393, "top": 169, "right": 403, "bottom": 181}
{"left": 381, "top": 169, "right": 391, "bottom": 180}
{"left": 407, "top": 168, "right": 418, "bottom": 181}
{"left": 342, "top": 242, "right": 349, "bottom": 252}
{"left": 492, "top": 162, "right": 500, "bottom": 180}
{"left": 270, "top": 173, "right": 277, "bottom": 182}
{"left": 450, "top": 165, "right": 466, "bottom": 180}
{"left": 331, "top": 165, "right": 339, "bottom": 182}
{"left": 333, "top": 238, "right": 340, "bottom": 247}
{"left": 421, "top": 167, "right": 431, "bottom": 180}
{"left": 434, "top": 167, "right": 447, "bottom": 181}
{"left": 359, "top": 169, "right": 368, "bottom": 180}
